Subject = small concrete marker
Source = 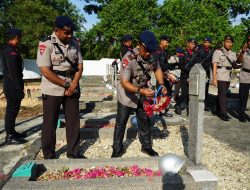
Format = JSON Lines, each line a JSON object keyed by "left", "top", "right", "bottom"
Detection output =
{"left": 12, "top": 161, "right": 36, "bottom": 177}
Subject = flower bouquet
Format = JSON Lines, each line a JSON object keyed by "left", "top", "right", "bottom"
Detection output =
{"left": 143, "top": 86, "right": 171, "bottom": 117}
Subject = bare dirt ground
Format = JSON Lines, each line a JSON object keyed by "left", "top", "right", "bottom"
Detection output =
{"left": 0, "top": 82, "right": 42, "bottom": 120}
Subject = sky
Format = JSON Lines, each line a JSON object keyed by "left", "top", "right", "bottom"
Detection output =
{"left": 71, "top": 0, "right": 247, "bottom": 31}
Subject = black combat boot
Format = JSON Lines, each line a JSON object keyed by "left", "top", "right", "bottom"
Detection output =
{"left": 5, "top": 134, "right": 27, "bottom": 145}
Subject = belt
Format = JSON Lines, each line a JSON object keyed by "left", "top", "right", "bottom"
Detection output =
{"left": 53, "top": 70, "right": 75, "bottom": 77}
{"left": 242, "top": 68, "right": 250, "bottom": 73}
{"left": 217, "top": 66, "right": 232, "bottom": 70}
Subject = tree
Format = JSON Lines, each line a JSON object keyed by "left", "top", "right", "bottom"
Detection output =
{"left": 0, "top": 0, "right": 85, "bottom": 58}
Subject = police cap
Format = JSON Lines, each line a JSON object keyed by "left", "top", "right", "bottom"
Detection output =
{"left": 160, "top": 35, "right": 171, "bottom": 42}
{"left": 224, "top": 35, "right": 234, "bottom": 43}
{"left": 54, "top": 16, "right": 76, "bottom": 31}
{"left": 139, "top": 31, "right": 158, "bottom": 53}
{"left": 7, "top": 28, "right": 22, "bottom": 39}
{"left": 121, "top": 34, "right": 133, "bottom": 42}
{"left": 176, "top": 47, "right": 184, "bottom": 53}
{"left": 204, "top": 36, "right": 212, "bottom": 43}
{"left": 187, "top": 38, "right": 197, "bottom": 43}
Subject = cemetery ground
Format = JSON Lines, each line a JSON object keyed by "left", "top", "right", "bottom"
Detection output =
{"left": 0, "top": 76, "right": 249, "bottom": 189}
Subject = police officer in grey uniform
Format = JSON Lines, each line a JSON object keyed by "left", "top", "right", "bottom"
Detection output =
{"left": 111, "top": 31, "right": 167, "bottom": 158}
{"left": 36, "top": 16, "right": 84, "bottom": 159}
{"left": 212, "top": 35, "right": 237, "bottom": 121}
{"left": 237, "top": 34, "right": 250, "bottom": 123}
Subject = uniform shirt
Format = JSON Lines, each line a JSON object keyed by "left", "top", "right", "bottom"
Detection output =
{"left": 120, "top": 45, "right": 132, "bottom": 58}
{"left": 196, "top": 46, "right": 213, "bottom": 72}
{"left": 212, "top": 47, "right": 237, "bottom": 82}
{"left": 157, "top": 46, "right": 175, "bottom": 73}
{"left": 178, "top": 48, "right": 194, "bottom": 76}
{"left": 1, "top": 43, "right": 24, "bottom": 95}
{"left": 117, "top": 47, "right": 160, "bottom": 108}
{"left": 239, "top": 49, "right": 250, "bottom": 84}
{"left": 36, "top": 32, "right": 83, "bottom": 96}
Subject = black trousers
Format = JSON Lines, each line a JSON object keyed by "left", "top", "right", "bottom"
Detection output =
{"left": 3, "top": 78, "right": 24, "bottom": 135}
{"left": 217, "top": 81, "right": 230, "bottom": 115}
{"left": 4, "top": 96, "right": 22, "bottom": 134}
{"left": 176, "top": 75, "right": 189, "bottom": 108}
{"left": 205, "top": 70, "right": 210, "bottom": 105}
{"left": 239, "top": 83, "right": 250, "bottom": 114}
{"left": 42, "top": 94, "right": 80, "bottom": 157}
{"left": 112, "top": 99, "right": 152, "bottom": 152}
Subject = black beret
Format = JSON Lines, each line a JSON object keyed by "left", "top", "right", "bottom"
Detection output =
{"left": 204, "top": 36, "right": 212, "bottom": 43}
{"left": 54, "top": 16, "right": 76, "bottom": 31}
{"left": 7, "top": 28, "right": 22, "bottom": 38}
{"left": 160, "top": 35, "right": 170, "bottom": 42}
{"left": 188, "top": 38, "right": 197, "bottom": 43}
{"left": 139, "top": 31, "right": 158, "bottom": 53}
{"left": 224, "top": 35, "right": 234, "bottom": 43}
{"left": 121, "top": 34, "right": 133, "bottom": 42}
{"left": 176, "top": 47, "right": 184, "bottom": 53}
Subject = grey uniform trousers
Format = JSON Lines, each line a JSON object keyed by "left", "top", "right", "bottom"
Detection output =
{"left": 42, "top": 94, "right": 80, "bottom": 158}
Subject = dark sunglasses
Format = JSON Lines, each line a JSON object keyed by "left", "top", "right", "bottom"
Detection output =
{"left": 63, "top": 30, "right": 73, "bottom": 35}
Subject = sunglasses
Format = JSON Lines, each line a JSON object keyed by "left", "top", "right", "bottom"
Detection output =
{"left": 62, "top": 30, "right": 72, "bottom": 35}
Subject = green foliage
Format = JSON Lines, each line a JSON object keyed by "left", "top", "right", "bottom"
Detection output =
{"left": 0, "top": 0, "right": 84, "bottom": 59}
{"left": 82, "top": 0, "right": 248, "bottom": 59}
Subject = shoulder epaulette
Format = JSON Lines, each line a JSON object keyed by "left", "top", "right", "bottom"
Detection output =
{"left": 128, "top": 50, "right": 138, "bottom": 60}
{"left": 40, "top": 35, "right": 51, "bottom": 42}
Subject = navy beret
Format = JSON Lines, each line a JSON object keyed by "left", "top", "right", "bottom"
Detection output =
{"left": 7, "top": 28, "right": 22, "bottom": 38}
{"left": 204, "top": 36, "right": 212, "bottom": 43}
{"left": 121, "top": 34, "right": 133, "bottom": 42}
{"left": 54, "top": 16, "right": 76, "bottom": 31}
{"left": 176, "top": 47, "right": 184, "bottom": 53}
{"left": 160, "top": 35, "right": 170, "bottom": 42}
{"left": 188, "top": 38, "right": 197, "bottom": 43}
{"left": 139, "top": 31, "right": 158, "bottom": 53}
{"left": 224, "top": 35, "right": 234, "bottom": 43}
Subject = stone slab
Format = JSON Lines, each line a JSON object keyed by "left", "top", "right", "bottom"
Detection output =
{"left": 3, "top": 157, "right": 218, "bottom": 190}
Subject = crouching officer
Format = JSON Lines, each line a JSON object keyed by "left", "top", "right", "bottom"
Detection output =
{"left": 212, "top": 35, "right": 237, "bottom": 121}
{"left": 1, "top": 29, "right": 27, "bottom": 145}
{"left": 111, "top": 31, "right": 167, "bottom": 158}
{"left": 237, "top": 34, "right": 250, "bottom": 123}
{"left": 36, "top": 16, "right": 84, "bottom": 159}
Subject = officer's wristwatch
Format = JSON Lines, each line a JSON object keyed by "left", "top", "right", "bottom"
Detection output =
{"left": 64, "top": 81, "right": 70, "bottom": 90}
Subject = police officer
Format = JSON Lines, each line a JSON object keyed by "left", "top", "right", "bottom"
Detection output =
{"left": 212, "top": 35, "right": 237, "bottom": 121}
{"left": 175, "top": 38, "right": 197, "bottom": 115}
{"left": 157, "top": 35, "right": 174, "bottom": 117}
{"left": 36, "top": 16, "right": 84, "bottom": 159}
{"left": 237, "top": 34, "right": 250, "bottom": 123}
{"left": 196, "top": 37, "right": 213, "bottom": 111}
{"left": 120, "top": 34, "right": 133, "bottom": 58}
{"left": 1, "top": 29, "right": 27, "bottom": 145}
{"left": 112, "top": 31, "right": 167, "bottom": 158}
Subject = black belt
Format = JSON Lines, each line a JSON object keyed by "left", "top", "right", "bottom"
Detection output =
{"left": 53, "top": 70, "right": 75, "bottom": 77}
{"left": 217, "top": 66, "right": 232, "bottom": 70}
{"left": 242, "top": 68, "right": 250, "bottom": 73}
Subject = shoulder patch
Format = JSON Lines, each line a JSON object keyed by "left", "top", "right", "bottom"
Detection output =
{"left": 122, "top": 58, "right": 129, "bottom": 68}
{"left": 39, "top": 44, "right": 46, "bottom": 55}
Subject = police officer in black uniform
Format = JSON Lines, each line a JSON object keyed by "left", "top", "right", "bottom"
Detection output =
{"left": 196, "top": 37, "right": 213, "bottom": 111}
{"left": 175, "top": 38, "right": 197, "bottom": 115}
{"left": 157, "top": 35, "right": 174, "bottom": 117}
{"left": 120, "top": 34, "right": 133, "bottom": 58}
{"left": 1, "top": 29, "right": 27, "bottom": 145}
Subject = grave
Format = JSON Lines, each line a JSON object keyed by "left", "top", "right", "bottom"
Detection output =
{"left": 3, "top": 65, "right": 218, "bottom": 190}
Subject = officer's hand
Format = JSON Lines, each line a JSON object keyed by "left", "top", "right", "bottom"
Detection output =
{"left": 242, "top": 43, "right": 248, "bottom": 53}
{"left": 212, "top": 79, "right": 217, "bottom": 87}
{"left": 140, "top": 88, "right": 155, "bottom": 97}
{"left": 160, "top": 85, "right": 167, "bottom": 95}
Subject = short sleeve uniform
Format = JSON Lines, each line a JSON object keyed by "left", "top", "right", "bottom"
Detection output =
{"left": 117, "top": 48, "right": 159, "bottom": 108}
{"left": 239, "top": 50, "right": 250, "bottom": 84}
{"left": 36, "top": 32, "right": 83, "bottom": 96}
{"left": 212, "top": 47, "right": 236, "bottom": 82}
